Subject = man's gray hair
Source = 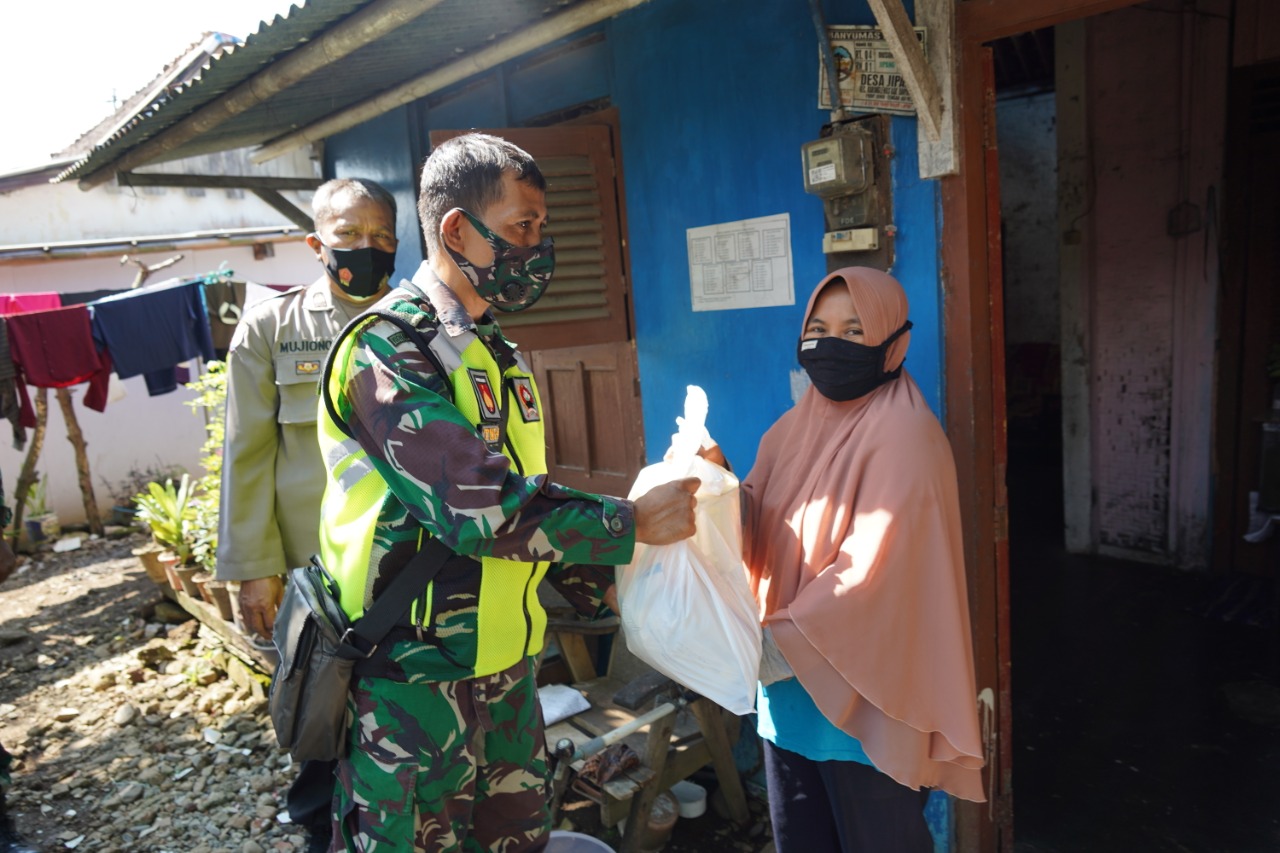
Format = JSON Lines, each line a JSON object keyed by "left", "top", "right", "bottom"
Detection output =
{"left": 417, "top": 133, "right": 545, "bottom": 256}
{"left": 311, "top": 178, "right": 397, "bottom": 229}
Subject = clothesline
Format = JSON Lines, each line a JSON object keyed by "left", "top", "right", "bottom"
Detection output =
{"left": 0, "top": 272, "right": 299, "bottom": 450}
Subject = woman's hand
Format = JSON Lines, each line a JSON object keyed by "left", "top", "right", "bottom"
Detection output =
{"left": 698, "top": 444, "right": 728, "bottom": 470}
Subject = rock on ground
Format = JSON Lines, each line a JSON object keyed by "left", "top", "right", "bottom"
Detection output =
{"left": 0, "top": 531, "right": 775, "bottom": 852}
{"left": 0, "top": 533, "right": 307, "bottom": 852}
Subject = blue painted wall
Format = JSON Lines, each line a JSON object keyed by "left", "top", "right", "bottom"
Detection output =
{"left": 610, "top": 0, "right": 940, "bottom": 475}
{"left": 324, "top": 0, "right": 954, "bottom": 846}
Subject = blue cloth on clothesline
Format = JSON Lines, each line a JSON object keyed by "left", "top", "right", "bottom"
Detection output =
{"left": 90, "top": 279, "right": 215, "bottom": 395}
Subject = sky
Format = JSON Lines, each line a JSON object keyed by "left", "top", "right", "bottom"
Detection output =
{"left": 0, "top": 0, "right": 299, "bottom": 174}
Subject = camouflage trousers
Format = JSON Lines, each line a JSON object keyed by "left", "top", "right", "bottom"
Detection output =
{"left": 332, "top": 656, "right": 550, "bottom": 853}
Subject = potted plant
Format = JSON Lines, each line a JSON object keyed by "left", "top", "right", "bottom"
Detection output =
{"left": 23, "top": 474, "right": 60, "bottom": 545}
{"left": 133, "top": 474, "right": 198, "bottom": 594}
{"left": 107, "top": 463, "right": 188, "bottom": 583}
{"left": 103, "top": 462, "right": 186, "bottom": 530}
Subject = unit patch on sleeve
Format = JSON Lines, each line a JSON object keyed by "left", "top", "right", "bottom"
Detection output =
{"left": 467, "top": 368, "right": 501, "bottom": 421}
{"left": 295, "top": 360, "right": 321, "bottom": 376}
{"left": 512, "top": 377, "right": 540, "bottom": 422}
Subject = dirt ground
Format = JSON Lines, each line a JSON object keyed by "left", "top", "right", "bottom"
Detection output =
{"left": 0, "top": 529, "right": 774, "bottom": 852}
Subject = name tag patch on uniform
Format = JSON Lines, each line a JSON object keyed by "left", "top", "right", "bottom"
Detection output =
{"left": 295, "top": 360, "right": 321, "bottom": 375}
{"left": 512, "top": 377, "right": 540, "bottom": 422}
{"left": 467, "top": 369, "right": 501, "bottom": 421}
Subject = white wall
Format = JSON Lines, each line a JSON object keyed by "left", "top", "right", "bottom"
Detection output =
{"left": 1, "top": 241, "right": 317, "bottom": 525}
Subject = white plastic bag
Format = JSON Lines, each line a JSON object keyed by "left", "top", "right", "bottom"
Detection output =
{"left": 617, "top": 386, "right": 762, "bottom": 715}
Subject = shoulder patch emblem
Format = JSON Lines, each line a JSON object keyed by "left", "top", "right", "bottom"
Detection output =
{"left": 295, "top": 360, "right": 321, "bottom": 375}
{"left": 388, "top": 331, "right": 409, "bottom": 347}
{"left": 467, "top": 369, "right": 500, "bottom": 421}
{"left": 512, "top": 377, "right": 540, "bottom": 422}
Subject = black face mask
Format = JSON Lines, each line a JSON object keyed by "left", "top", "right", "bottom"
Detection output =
{"left": 797, "top": 321, "right": 913, "bottom": 401}
{"left": 320, "top": 243, "right": 397, "bottom": 300}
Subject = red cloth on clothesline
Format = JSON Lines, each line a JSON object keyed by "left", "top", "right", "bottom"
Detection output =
{"left": 5, "top": 306, "right": 112, "bottom": 427}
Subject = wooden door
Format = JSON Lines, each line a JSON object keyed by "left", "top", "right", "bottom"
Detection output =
{"left": 428, "top": 123, "right": 645, "bottom": 492}
{"left": 527, "top": 343, "right": 643, "bottom": 497}
{"left": 981, "top": 48, "right": 1014, "bottom": 849}
{"left": 946, "top": 5, "right": 1148, "bottom": 850}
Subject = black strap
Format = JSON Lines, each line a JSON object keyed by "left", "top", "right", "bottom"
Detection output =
{"left": 344, "top": 535, "right": 453, "bottom": 656}
{"left": 321, "top": 301, "right": 453, "bottom": 440}
{"left": 318, "top": 296, "right": 458, "bottom": 654}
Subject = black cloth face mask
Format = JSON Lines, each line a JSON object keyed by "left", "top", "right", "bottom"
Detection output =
{"left": 321, "top": 243, "right": 397, "bottom": 300}
{"left": 797, "top": 320, "right": 913, "bottom": 401}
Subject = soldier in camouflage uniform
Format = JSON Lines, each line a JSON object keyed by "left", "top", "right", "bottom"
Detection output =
{"left": 317, "top": 133, "right": 699, "bottom": 852}
{"left": 0, "top": 473, "right": 35, "bottom": 853}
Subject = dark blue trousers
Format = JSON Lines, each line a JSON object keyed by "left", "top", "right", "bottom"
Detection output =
{"left": 763, "top": 740, "right": 933, "bottom": 853}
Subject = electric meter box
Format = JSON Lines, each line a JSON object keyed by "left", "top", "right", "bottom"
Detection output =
{"left": 801, "top": 131, "right": 873, "bottom": 198}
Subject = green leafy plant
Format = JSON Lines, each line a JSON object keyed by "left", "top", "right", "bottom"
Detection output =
{"left": 184, "top": 361, "right": 227, "bottom": 572}
{"left": 133, "top": 474, "right": 197, "bottom": 564}
{"left": 24, "top": 474, "right": 50, "bottom": 517}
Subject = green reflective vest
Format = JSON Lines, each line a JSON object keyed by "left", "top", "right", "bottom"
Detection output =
{"left": 317, "top": 304, "right": 554, "bottom": 679}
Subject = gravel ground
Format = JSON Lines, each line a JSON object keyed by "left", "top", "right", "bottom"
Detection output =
{"left": 0, "top": 531, "right": 774, "bottom": 853}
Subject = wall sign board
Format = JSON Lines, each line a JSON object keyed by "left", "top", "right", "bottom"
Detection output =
{"left": 820, "top": 25, "right": 929, "bottom": 115}
{"left": 686, "top": 213, "right": 795, "bottom": 312}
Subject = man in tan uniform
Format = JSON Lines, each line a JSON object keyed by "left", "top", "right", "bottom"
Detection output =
{"left": 215, "top": 177, "right": 398, "bottom": 852}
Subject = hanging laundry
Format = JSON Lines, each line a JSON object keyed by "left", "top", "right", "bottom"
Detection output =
{"left": 205, "top": 280, "right": 248, "bottom": 356}
{"left": 0, "top": 318, "right": 24, "bottom": 449}
{"left": 0, "top": 292, "right": 62, "bottom": 316}
{"left": 6, "top": 306, "right": 112, "bottom": 427}
{"left": 59, "top": 288, "right": 127, "bottom": 306}
{"left": 90, "top": 279, "right": 215, "bottom": 396}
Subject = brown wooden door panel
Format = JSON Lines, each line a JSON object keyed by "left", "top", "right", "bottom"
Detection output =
{"left": 530, "top": 342, "right": 644, "bottom": 495}
{"left": 428, "top": 125, "right": 628, "bottom": 352}
{"left": 981, "top": 48, "right": 1015, "bottom": 848}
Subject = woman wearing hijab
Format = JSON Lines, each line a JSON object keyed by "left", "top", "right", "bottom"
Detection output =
{"left": 715, "top": 267, "right": 985, "bottom": 852}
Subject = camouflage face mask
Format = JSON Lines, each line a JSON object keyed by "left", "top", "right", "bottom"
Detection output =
{"left": 444, "top": 209, "right": 555, "bottom": 313}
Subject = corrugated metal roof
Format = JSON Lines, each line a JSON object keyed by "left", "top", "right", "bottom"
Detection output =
{"left": 55, "top": 32, "right": 243, "bottom": 162}
{"left": 54, "top": 0, "right": 602, "bottom": 185}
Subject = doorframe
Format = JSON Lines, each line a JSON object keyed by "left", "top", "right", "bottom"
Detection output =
{"left": 940, "top": 1, "right": 1144, "bottom": 850}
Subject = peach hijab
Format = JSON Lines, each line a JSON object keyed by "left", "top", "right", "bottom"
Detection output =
{"left": 742, "top": 267, "right": 985, "bottom": 801}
